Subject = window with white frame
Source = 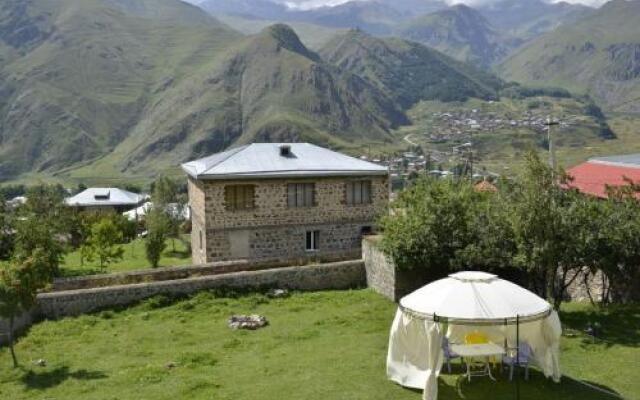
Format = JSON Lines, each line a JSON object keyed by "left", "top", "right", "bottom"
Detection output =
{"left": 305, "top": 230, "right": 319, "bottom": 251}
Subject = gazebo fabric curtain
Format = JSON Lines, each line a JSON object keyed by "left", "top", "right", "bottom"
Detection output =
{"left": 387, "top": 309, "right": 562, "bottom": 400}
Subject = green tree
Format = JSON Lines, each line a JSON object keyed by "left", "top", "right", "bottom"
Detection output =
{"left": 380, "top": 177, "right": 485, "bottom": 278}
{"left": 0, "top": 250, "right": 51, "bottom": 367}
{"left": 81, "top": 219, "right": 124, "bottom": 271}
{"left": 0, "top": 193, "right": 15, "bottom": 260}
{"left": 145, "top": 210, "right": 169, "bottom": 268}
{"left": 503, "top": 151, "right": 590, "bottom": 309}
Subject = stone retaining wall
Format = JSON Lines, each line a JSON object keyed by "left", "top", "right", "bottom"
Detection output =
{"left": 362, "top": 236, "right": 431, "bottom": 301}
{"left": 51, "top": 259, "right": 325, "bottom": 292}
{"left": 38, "top": 260, "right": 366, "bottom": 319}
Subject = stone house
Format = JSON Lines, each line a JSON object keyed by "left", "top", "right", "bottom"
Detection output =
{"left": 182, "top": 143, "right": 389, "bottom": 264}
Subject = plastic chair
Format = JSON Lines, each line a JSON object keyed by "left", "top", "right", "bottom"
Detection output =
{"left": 465, "top": 331, "right": 489, "bottom": 344}
{"left": 502, "top": 342, "right": 532, "bottom": 381}
{"left": 442, "top": 337, "right": 461, "bottom": 373}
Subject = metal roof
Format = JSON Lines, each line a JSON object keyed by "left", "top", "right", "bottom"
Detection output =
{"left": 65, "top": 188, "right": 146, "bottom": 207}
{"left": 181, "top": 143, "right": 389, "bottom": 180}
{"left": 590, "top": 153, "right": 640, "bottom": 168}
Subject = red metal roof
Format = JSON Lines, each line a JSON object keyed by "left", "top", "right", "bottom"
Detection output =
{"left": 566, "top": 161, "right": 640, "bottom": 199}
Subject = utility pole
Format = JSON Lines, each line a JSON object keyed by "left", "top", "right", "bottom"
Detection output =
{"left": 545, "top": 116, "right": 560, "bottom": 171}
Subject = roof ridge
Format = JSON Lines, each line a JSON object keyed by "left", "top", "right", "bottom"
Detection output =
{"left": 588, "top": 159, "right": 640, "bottom": 169}
{"left": 199, "top": 145, "right": 251, "bottom": 175}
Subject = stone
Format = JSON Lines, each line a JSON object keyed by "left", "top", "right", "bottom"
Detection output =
{"left": 228, "top": 315, "right": 268, "bottom": 330}
{"left": 34, "top": 359, "right": 47, "bottom": 367}
{"left": 267, "top": 288, "right": 289, "bottom": 298}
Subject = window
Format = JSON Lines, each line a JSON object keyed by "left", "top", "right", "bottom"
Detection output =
{"left": 199, "top": 230, "right": 203, "bottom": 250}
{"left": 288, "top": 183, "right": 315, "bottom": 207}
{"left": 305, "top": 230, "right": 320, "bottom": 251}
{"left": 346, "top": 181, "right": 372, "bottom": 205}
{"left": 224, "top": 185, "right": 255, "bottom": 211}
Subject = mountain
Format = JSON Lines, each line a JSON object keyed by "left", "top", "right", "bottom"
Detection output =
{"left": 197, "top": 0, "right": 289, "bottom": 20}
{"left": 110, "top": 24, "right": 407, "bottom": 174}
{"left": 200, "top": 0, "right": 404, "bottom": 35}
{"left": 499, "top": 0, "right": 640, "bottom": 113}
{"left": 397, "top": 4, "right": 519, "bottom": 68}
{"left": 478, "top": 0, "right": 593, "bottom": 40}
{"left": 320, "top": 29, "right": 501, "bottom": 108}
{"left": 0, "top": 0, "right": 239, "bottom": 179}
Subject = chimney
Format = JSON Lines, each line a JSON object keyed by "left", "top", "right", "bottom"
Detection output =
{"left": 279, "top": 144, "right": 291, "bottom": 157}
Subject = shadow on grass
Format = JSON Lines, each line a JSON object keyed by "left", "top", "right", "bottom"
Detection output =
{"left": 432, "top": 366, "right": 622, "bottom": 400}
{"left": 163, "top": 249, "right": 190, "bottom": 259}
{"left": 559, "top": 304, "right": 640, "bottom": 347}
{"left": 20, "top": 366, "right": 107, "bottom": 389}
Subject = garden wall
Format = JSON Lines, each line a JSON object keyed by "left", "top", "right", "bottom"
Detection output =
{"left": 362, "top": 236, "right": 431, "bottom": 301}
{"left": 38, "top": 260, "right": 366, "bottom": 318}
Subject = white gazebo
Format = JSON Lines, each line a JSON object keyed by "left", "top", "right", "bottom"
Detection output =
{"left": 387, "top": 271, "right": 562, "bottom": 400}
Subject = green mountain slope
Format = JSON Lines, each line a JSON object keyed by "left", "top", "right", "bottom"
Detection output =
{"left": 320, "top": 29, "right": 502, "bottom": 108}
{"left": 0, "top": 0, "right": 239, "bottom": 179}
{"left": 499, "top": 0, "right": 640, "bottom": 113}
{"left": 479, "top": 0, "right": 593, "bottom": 40}
{"left": 397, "top": 4, "right": 519, "bottom": 68}
{"left": 103, "top": 24, "right": 407, "bottom": 175}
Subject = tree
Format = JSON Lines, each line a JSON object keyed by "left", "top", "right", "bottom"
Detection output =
{"left": 145, "top": 210, "right": 169, "bottom": 268}
{"left": 81, "top": 219, "right": 124, "bottom": 271}
{"left": 380, "top": 177, "right": 490, "bottom": 279}
{"left": 503, "top": 151, "right": 590, "bottom": 309}
{"left": 0, "top": 193, "right": 15, "bottom": 260}
{"left": 0, "top": 250, "right": 51, "bottom": 367}
{"left": 152, "top": 175, "right": 185, "bottom": 251}
{"left": 13, "top": 185, "right": 71, "bottom": 275}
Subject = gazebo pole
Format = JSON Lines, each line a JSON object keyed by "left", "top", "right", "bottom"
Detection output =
{"left": 516, "top": 314, "right": 520, "bottom": 400}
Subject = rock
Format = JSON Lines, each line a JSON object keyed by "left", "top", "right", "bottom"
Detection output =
{"left": 267, "top": 288, "right": 289, "bottom": 298}
{"left": 165, "top": 362, "right": 177, "bottom": 369}
{"left": 228, "top": 315, "right": 268, "bottom": 330}
{"left": 34, "top": 359, "right": 47, "bottom": 367}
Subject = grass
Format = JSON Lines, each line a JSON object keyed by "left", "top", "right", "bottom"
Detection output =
{"left": 0, "top": 290, "right": 636, "bottom": 399}
{"left": 60, "top": 237, "right": 192, "bottom": 277}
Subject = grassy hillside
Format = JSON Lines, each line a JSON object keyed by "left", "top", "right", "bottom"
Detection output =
{"left": 215, "top": 14, "right": 345, "bottom": 50}
{"left": 499, "top": 0, "right": 640, "bottom": 113}
{"left": 0, "top": 290, "right": 635, "bottom": 399}
{"left": 397, "top": 4, "right": 519, "bottom": 68}
{"left": 0, "top": 0, "right": 240, "bottom": 180}
{"left": 320, "top": 29, "right": 502, "bottom": 108}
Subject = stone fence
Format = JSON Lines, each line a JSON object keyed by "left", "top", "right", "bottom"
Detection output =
{"left": 0, "top": 260, "right": 365, "bottom": 344}
{"left": 51, "top": 259, "right": 304, "bottom": 291}
{"left": 39, "top": 261, "right": 365, "bottom": 318}
{"left": 362, "top": 236, "right": 431, "bottom": 301}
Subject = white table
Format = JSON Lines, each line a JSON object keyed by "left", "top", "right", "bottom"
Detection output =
{"left": 450, "top": 343, "right": 506, "bottom": 381}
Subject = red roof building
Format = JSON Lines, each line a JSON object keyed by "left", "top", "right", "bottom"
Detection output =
{"left": 566, "top": 154, "right": 640, "bottom": 199}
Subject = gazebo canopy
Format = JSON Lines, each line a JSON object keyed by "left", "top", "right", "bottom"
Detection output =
{"left": 387, "top": 271, "right": 562, "bottom": 400}
{"left": 400, "top": 271, "right": 552, "bottom": 324}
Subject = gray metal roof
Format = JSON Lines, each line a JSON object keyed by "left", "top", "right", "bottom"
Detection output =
{"left": 181, "top": 143, "right": 388, "bottom": 180}
{"left": 65, "top": 188, "right": 146, "bottom": 207}
{"left": 590, "top": 153, "right": 640, "bottom": 167}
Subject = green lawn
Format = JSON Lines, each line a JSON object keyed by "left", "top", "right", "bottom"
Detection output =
{"left": 60, "top": 237, "right": 192, "bottom": 277}
{"left": 0, "top": 290, "right": 635, "bottom": 399}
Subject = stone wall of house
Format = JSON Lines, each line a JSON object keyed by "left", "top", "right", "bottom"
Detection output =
{"left": 190, "top": 175, "right": 389, "bottom": 263}
{"left": 37, "top": 260, "right": 366, "bottom": 319}
{"left": 362, "top": 236, "right": 431, "bottom": 301}
{"left": 188, "top": 177, "right": 207, "bottom": 265}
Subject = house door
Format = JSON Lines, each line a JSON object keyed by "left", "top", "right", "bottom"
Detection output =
{"left": 229, "top": 230, "right": 250, "bottom": 259}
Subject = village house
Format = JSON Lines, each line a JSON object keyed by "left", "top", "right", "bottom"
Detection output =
{"left": 567, "top": 154, "right": 640, "bottom": 198}
{"left": 65, "top": 187, "right": 147, "bottom": 213}
{"left": 182, "top": 143, "right": 389, "bottom": 264}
